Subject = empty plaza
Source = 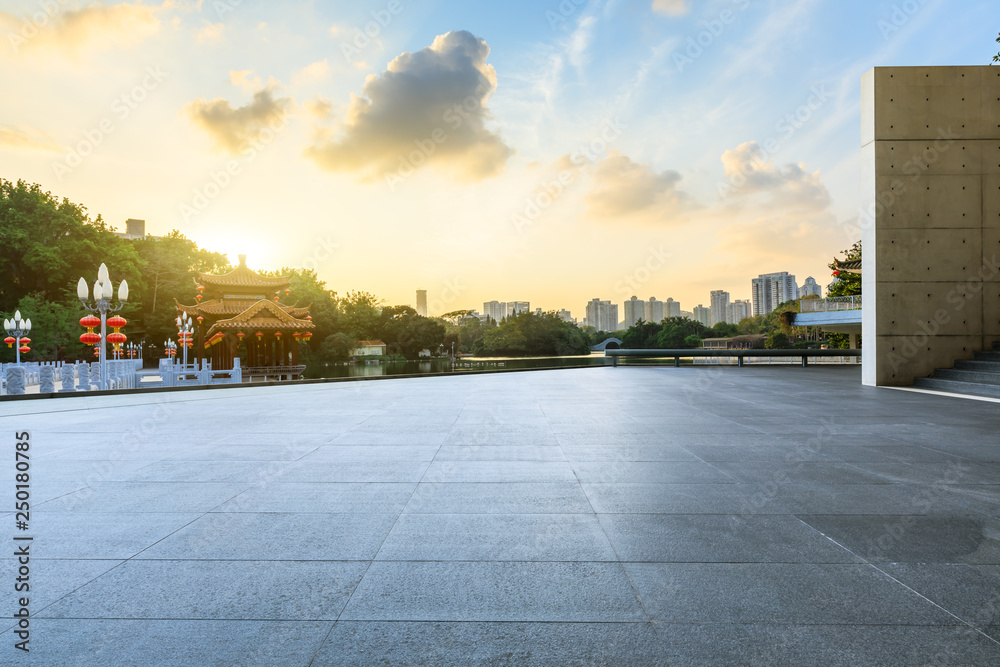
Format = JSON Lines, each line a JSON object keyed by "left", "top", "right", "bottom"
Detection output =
{"left": 2, "top": 366, "right": 1000, "bottom": 665}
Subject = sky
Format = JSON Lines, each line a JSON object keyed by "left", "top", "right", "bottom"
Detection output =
{"left": 1, "top": 0, "right": 997, "bottom": 318}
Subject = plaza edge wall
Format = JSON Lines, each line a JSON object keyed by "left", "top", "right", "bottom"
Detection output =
{"left": 862, "top": 66, "right": 1000, "bottom": 386}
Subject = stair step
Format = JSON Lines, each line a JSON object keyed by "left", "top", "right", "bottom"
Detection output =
{"left": 974, "top": 351, "right": 1000, "bottom": 361}
{"left": 934, "top": 368, "right": 1000, "bottom": 385}
{"left": 954, "top": 359, "right": 1000, "bottom": 372}
{"left": 913, "top": 377, "right": 1000, "bottom": 398}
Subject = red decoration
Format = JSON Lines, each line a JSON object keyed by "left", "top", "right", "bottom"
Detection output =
{"left": 4, "top": 336, "right": 15, "bottom": 348}
{"left": 273, "top": 296, "right": 280, "bottom": 302}
{"left": 832, "top": 270, "right": 841, "bottom": 276}
{"left": 18, "top": 337, "right": 29, "bottom": 345}
{"left": 80, "top": 332, "right": 101, "bottom": 345}
{"left": 107, "top": 316, "right": 127, "bottom": 328}
{"left": 107, "top": 333, "right": 127, "bottom": 345}
{"left": 196, "top": 295, "right": 203, "bottom": 302}
{"left": 255, "top": 331, "right": 263, "bottom": 340}
{"left": 197, "top": 285, "right": 205, "bottom": 292}
{"left": 19, "top": 346, "right": 30, "bottom": 354}
{"left": 274, "top": 332, "right": 283, "bottom": 340}
{"left": 197, "top": 316, "right": 204, "bottom": 323}
{"left": 80, "top": 315, "right": 100, "bottom": 328}
{"left": 284, "top": 289, "right": 290, "bottom": 296}
{"left": 237, "top": 332, "right": 245, "bottom": 340}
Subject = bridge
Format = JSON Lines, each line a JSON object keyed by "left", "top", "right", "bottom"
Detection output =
{"left": 788, "top": 296, "right": 862, "bottom": 347}
{"left": 591, "top": 337, "right": 622, "bottom": 351}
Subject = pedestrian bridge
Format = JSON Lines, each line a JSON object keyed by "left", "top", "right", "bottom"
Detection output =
{"left": 591, "top": 337, "right": 622, "bottom": 351}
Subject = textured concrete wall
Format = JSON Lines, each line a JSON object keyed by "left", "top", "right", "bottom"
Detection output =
{"left": 862, "top": 66, "right": 1000, "bottom": 386}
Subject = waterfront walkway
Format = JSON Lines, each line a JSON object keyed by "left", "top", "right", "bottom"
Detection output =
{"left": 2, "top": 366, "right": 1000, "bottom": 665}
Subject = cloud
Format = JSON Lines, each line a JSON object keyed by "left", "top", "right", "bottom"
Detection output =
{"left": 720, "top": 141, "right": 831, "bottom": 211}
{"left": 305, "top": 30, "right": 514, "bottom": 182}
{"left": 303, "top": 96, "right": 335, "bottom": 120}
{"left": 585, "top": 151, "right": 691, "bottom": 223}
{"left": 0, "top": 125, "right": 59, "bottom": 152}
{"left": 293, "top": 59, "right": 329, "bottom": 86}
{"left": 230, "top": 69, "right": 262, "bottom": 92}
{"left": 185, "top": 87, "right": 292, "bottom": 154}
{"left": 1, "top": 1, "right": 168, "bottom": 55}
{"left": 196, "top": 21, "right": 224, "bottom": 44}
{"left": 652, "top": 0, "right": 691, "bottom": 17}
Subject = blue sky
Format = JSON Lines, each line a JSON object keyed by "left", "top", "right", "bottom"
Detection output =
{"left": 1, "top": 0, "right": 997, "bottom": 316}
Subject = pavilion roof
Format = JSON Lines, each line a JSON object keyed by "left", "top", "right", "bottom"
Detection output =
{"left": 204, "top": 299, "right": 315, "bottom": 338}
{"left": 833, "top": 257, "right": 862, "bottom": 274}
{"left": 196, "top": 254, "right": 290, "bottom": 291}
{"left": 175, "top": 298, "right": 311, "bottom": 319}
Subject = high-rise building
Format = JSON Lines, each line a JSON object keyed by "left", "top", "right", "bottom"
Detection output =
{"left": 727, "top": 299, "right": 752, "bottom": 324}
{"left": 751, "top": 272, "right": 798, "bottom": 316}
{"left": 645, "top": 297, "right": 665, "bottom": 324}
{"left": 505, "top": 301, "right": 530, "bottom": 317}
{"left": 800, "top": 276, "right": 822, "bottom": 298}
{"left": 710, "top": 290, "right": 730, "bottom": 326}
{"left": 482, "top": 301, "right": 504, "bottom": 322}
{"left": 557, "top": 309, "right": 573, "bottom": 322}
{"left": 693, "top": 304, "right": 711, "bottom": 327}
{"left": 416, "top": 289, "right": 427, "bottom": 316}
{"left": 665, "top": 298, "right": 681, "bottom": 318}
{"left": 623, "top": 296, "right": 645, "bottom": 328}
{"left": 585, "top": 299, "right": 619, "bottom": 332}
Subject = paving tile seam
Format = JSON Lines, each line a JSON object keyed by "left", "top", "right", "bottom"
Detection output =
{"left": 792, "top": 516, "right": 1000, "bottom": 646}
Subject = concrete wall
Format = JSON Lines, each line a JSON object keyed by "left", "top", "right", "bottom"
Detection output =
{"left": 862, "top": 66, "right": 1000, "bottom": 386}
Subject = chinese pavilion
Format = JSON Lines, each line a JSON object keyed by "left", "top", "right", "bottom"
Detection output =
{"left": 174, "top": 255, "right": 314, "bottom": 374}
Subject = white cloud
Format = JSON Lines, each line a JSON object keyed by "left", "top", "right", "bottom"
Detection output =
{"left": 720, "top": 141, "right": 831, "bottom": 211}
{"left": 185, "top": 87, "right": 292, "bottom": 154}
{"left": 0, "top": 125, "right": 59, "bottom": 152}
{"left": 196, "top": 21, "right": 224, "bottom": 44}
{"left": 305, "top": 30, "right": 514, "bottom": 182}
{"left": 585, "top": 151, "right": 692, "bottom": 224}
{"left": 652, "top": 0, "right": 691, "bottom": 17}
{"left": 293, "top": 59, "right": 330, "bottom": 86}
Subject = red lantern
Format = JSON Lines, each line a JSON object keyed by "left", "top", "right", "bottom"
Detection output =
{"left": 293, "top": 332, "right": 301, "bottom": 341}
{"left": 255, "top": 331, "right": 263, "bottom": 340}
{"left": 274, "top": 332, "right": 283, "bottom": 340}
{"left": 197, "top": 316, "right": 204, "bottom": 324}
{"left": 832, "top": 270, "right": 840, "bottom": 276}
{"left": 80, "top": 332, "right": 101, "bottom": 345}
{"left": 80, "top": 315, "right": 101, "bottom": 346}
{"left": 94, "top": 347, "right": 100, "bottom": 357}
{"left": 303, "top": 332, "right": 313, "bottom": 341}
{"left": 4, "top": 336, "right": 14, "bottom": 348}
{"left": 197, "top": 285, "right": 205, "bottom": 293}
{"left": 107, "top": 333, "right": 127, "bottom": 345}
{"left": 237, "top": 332, "right": 245, "bottom": 341}
{"left": 273, "top": 295, "right": 280, "bottom": 302}
{"left": 19, "top": 346, "right": 30, "bottom": 354}
{"left": 80, "top": 315, "right": 100, "bottom": 328}
{"left": 18, "top": 337, "right": 29, "bottom": 345}
{"left": 107, "top": 316, "right": 127, "bottom": 329}
{"left": 284, "top": 288, "right": 290, "bottom": 296}
{"left": 196, "top": 294, "right": 203, "bottom": 302}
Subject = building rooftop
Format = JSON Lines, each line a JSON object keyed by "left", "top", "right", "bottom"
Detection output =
{"left": 3, "top": 367, "right": 1000, "bottom": 663}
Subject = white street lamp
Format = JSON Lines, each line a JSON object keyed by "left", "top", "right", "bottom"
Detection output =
{"left": 3, "top": 311, "right": 32, "bottom": 365}
{"left": 78, "top": 263, "right": 128, "bottom": 390}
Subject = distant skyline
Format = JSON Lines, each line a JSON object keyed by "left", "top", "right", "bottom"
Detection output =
{"left": 1, "top": 0, "right": 996, "bottom": 311}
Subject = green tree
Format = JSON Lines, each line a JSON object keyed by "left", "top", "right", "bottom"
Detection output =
{"left": 318, "top": 332, "right": 355, "bottom": 361}
{"left": 340, "top": 290, "right": 382, "bottom": 340}
{"left": 827, "top": 240, "right": 861, "bottom": 298}
{"left": 684, "top": 334, "right": 703, "bottom": 348}
{"left": 765, "top": 332, "right": 791, "bottom": 349}
{"left": 478, "top": 312, "right": 590, "bottom": 357}
{"left": 993, "top": 31, "right": 999, "bottom": 64}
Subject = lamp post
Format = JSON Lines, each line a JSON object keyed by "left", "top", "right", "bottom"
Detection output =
{"left": 176, "top": 312, "right": 193, "bottom": 368}
{"left": 3, "top": 311, "right": 31, "bottom": 364}
{"left": 77, "top": 263, "right": 128, "bottom": 390}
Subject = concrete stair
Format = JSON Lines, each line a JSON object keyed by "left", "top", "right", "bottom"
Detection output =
{"left": 913, "top": 343, "right": 1000, "bottom": 398}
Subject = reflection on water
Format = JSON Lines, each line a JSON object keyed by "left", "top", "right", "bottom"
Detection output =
{"left": 303, "top": 354, "right": 610, "bottom": 379}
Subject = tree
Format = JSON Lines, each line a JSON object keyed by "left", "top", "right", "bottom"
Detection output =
{"left": 828, "top": 240, "right": 861, "bottom": 298}
{"left": 340, "top": 290, "right": 382, "bottom": 340}
{"left": 765, "top": 332, "right": 790, "bottom": 349}
{"left": 319, "top": 332, "right": 355, "bottom": 362}
{"left": 683, "top": 334, "right": 702, "bottom": 348}
{"left": 993, "top": 31, "right": 999, "bottom": 64}
{"left": 478, "top": 312, "right": 590, "bottom": 357}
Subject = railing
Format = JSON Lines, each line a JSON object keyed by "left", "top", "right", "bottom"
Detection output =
{"left": 800, "top": 296, "right": 862, "bottom": 313}
{"left": 605, "top": 348, "right": 861, "bottom": 367}
{"left": 244, "top": 365, "right": 306, "bottom": 381}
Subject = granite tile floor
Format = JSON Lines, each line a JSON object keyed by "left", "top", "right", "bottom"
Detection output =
{"left": 2, "top": 365, "right": 1000, "bottom": 665}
